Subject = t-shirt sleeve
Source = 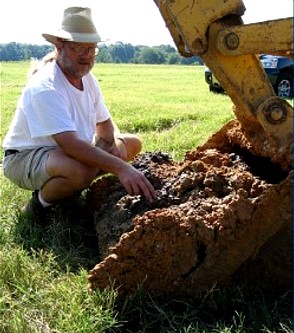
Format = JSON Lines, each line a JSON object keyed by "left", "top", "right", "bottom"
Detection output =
{"left": 25, "top": 90, "right": 76, "bottom": 138}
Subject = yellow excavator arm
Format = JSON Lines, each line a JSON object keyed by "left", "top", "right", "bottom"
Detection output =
{"left": 154, "top": 0, "right": 293, "bottom": 170}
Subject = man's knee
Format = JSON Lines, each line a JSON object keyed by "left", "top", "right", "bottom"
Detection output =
{"left": 47, "top": 149, "right": 96, "bottom": 190}
{"left": 119, "top": 134, "right": 142, "bottom": 161}
{"left": 73, "top": 165, "right": 97, "bottom": 189}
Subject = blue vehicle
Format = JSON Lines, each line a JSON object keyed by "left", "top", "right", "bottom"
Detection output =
{"left": 205, "top": 54, "right": 293, "bottom": 98}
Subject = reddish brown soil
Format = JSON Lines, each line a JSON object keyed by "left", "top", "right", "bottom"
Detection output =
{"left": 86, "top": 120, "right": 292, "bottom": 298}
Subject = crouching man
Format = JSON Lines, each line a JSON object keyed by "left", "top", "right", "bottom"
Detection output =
{"left": 2, "top": 7, "right": 155, "bottom": 220}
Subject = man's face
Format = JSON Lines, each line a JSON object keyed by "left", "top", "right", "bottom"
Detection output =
{"left": 57, "top": 41, "right": 97, "bottom": 79}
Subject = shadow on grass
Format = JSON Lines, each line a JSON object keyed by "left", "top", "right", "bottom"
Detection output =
{"left": 113, "top": 285, "right": 293, "bottom": 333}
{"left": 12, "top": 192, "right": 100, "bottom": 272}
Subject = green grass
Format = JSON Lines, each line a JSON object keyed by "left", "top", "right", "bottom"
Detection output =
{"left": 0, "top": 62, "right": 292, "bottom": 332}
{"left": 95, "top": 64, "right": 234, "bottom": 160}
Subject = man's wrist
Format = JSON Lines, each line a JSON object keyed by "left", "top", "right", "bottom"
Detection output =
{"left": 95, "top": 136, "right": 114, "bottom": 151}
{"left": 108, "top": 137, "right": 115, "bottom": 146}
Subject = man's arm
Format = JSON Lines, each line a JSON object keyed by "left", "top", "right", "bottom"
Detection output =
{"left": 53, "top": 131, "right": 155, "bottom": 201}
{"left": 95, "top": 118, "right": 117, "bottom": 145}
{"left": 95, "top": 118, "right": 128, "bottom": 160}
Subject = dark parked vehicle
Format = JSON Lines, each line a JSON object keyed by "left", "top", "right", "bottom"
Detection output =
{"left": 205, "top": 54, "right": 293, "bottom": 98}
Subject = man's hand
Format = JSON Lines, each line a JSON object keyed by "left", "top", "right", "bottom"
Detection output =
{"left": 118, "top": 164, "right": 156, "bottom": 202}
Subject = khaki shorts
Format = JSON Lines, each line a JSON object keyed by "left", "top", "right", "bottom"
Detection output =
{"left": 3, "top": 139, "right": 112, "bottom": 191}
{"left": 3, "top": 147, "right": 55, "bottom": 190}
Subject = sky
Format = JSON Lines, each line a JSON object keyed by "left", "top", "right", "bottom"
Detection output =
{"left": 0, "top": 0, "right": 292, "bottom": 47}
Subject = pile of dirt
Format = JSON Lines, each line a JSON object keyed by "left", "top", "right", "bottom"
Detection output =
{"left": 86, "top": 120, "right": 292, "bottom": 298}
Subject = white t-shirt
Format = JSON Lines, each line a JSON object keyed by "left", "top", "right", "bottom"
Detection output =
{"left": 3, "top": 61, "right": 111, "bottom": 150}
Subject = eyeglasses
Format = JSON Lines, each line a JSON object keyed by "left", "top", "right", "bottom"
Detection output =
{"left": 65, "top": 43, "right": 99, "bottom": 56}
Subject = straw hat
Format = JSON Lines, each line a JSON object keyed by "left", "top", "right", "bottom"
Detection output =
{"left": 42, "top": 7, "right": 101, "bottom": 44}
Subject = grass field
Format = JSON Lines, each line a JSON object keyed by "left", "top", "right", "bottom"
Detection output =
{"left": 0, "top": 62, "right": 292, "bottom": 332}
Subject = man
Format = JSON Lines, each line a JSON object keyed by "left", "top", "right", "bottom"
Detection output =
{"left": 2, "top": 7, "right": 155, "bottom": 219}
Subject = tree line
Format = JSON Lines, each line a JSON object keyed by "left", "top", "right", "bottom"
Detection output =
{"left": 0, "top": 42, "right": 204, "bottom": 65}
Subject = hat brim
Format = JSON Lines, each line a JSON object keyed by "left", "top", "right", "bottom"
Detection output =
{"left": 42, "top": 29, "right": 101, "bottom": 44}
